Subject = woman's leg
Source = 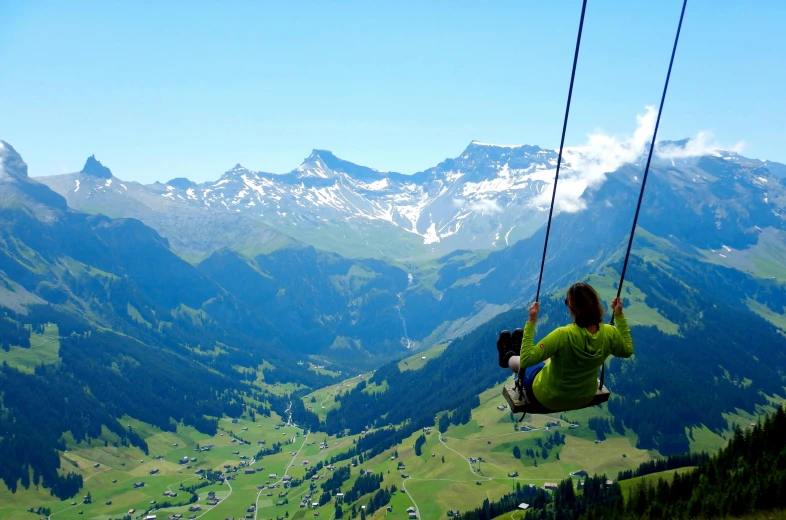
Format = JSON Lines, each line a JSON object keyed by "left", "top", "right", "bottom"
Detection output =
{"left": 508, "top": 355, "right": 520, "bottom": 373}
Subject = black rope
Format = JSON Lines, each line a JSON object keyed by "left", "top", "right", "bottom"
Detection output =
{"left": 604, "top": 0, "right": 688, "bottom": 390}
{"left": 534, "top": 0, "right": 587, "bottom": 304}
{"left": 614, "top": 0, "right": 688, "bottom": 303}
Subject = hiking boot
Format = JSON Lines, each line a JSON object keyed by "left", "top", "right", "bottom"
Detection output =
{"left": 497, "top": 330, "right": 513, "bottom": 368}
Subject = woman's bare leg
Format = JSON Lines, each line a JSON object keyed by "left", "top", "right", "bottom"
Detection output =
{"left": 508, "top": 355, "right": 520, "bottom": 373}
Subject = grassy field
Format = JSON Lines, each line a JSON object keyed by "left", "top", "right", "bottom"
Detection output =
{"left": 617, "top": 467, "right": 696, "bottom": 500}
{"left": 397, "top": 343, "right": 449, "bottom": 372}
{"left": 0, "top": 324, "right": 60, "bottom": 373}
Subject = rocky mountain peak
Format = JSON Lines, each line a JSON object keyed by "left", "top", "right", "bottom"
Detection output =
{"left": 166, "top": 177, "right": 196, "bottom": 190}
{"left": 81, "top": 155, "right": 113, "bottom": 179}
{"left": 0, "top": 140, "right": 29, "bottom": 179}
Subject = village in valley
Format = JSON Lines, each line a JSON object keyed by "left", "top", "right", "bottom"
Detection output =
{"left": 0, "top": 342, "right": 683, "bottom": 520}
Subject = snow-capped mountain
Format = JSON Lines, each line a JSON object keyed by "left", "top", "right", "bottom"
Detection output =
{"left": 37, "top": 142, "right": 565, "bottom": 260}
{"left": 36, "top": 141, "right": 786, "bottom": 262}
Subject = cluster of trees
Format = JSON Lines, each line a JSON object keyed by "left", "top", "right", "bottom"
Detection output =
{"left": 526, "top": 476, "right": 624, "bottom": 520}
{"left": 254, "top": 442, "right": 282, "bottom": 459}
{"left": 438, "top": 397, "right": 479, "bottom": 433}
{"left": 304, "top": 461, "right": 324, "bottom": 480}
{"left": 343, "top": 472, "right": 383, "bottom": 503}
{"left": 414, "top": 434, "right": 426, "bottom": 456}
{"left": 321, "top": 465, "right": 351, "bottom": 493}
{"left": 0, "top": 314, "right": 30, "bottom": 350}
{"left": 363, "top": 486, "right": 394, "bottom": 516}
{"left": 327, "top": 425, "right": 418, "bottom": 465}
{"left": 458, "top": 482, "right": 551, "bottom": 520}
{"left": 588, "top": 417, "right": 617, "bottom": 441}
{"left": 617, "top": 451, "right": 710, "bottom": 481}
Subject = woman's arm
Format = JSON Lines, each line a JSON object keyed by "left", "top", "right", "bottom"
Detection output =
{"left": 519, "top": 302, "right": 563, "bottom": 369}
{"left": 609, "top": 297, "right": 634, "bottom": 358}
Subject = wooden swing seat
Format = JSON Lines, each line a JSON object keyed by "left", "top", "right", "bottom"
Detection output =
{"left": 502, "top": 383, "right": 610, "bottom": 415}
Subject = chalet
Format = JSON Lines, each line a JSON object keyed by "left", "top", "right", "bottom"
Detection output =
{"left": 190, "top": 457, "right": 197, "bottom": 462}
{"left": 544, "top": 483, "right": 558, "bottom": 491}
{"left": 245, "top": 514, "right": 253, "bottom": 519}
{"left": 386, "top": 506, "right": 393, "bottom": 512}
{"left": 508, "top": 472, "right": 518, "bottom": 478}
{"left": 336, "top": 493, "right": 344, "bottom": 499}
{"left": 257, "top": 484, "right": 265, "bottom": 489}
{"left": 518, "top": 503, "right": 530, "bottom": 510}
{"left": 570, "top": 470, "right": 588, "bottom": 477}
{"left": 311, "top": 474, "right": 320, "bottom": 480}
{"left": 150, "top": 469, "right": 160, "bottom": 475}
{"left": 407, "top": 507, "right": 416, "bottom": 513}
{"left": 105, "top": 501, "right": 112, "bottom": 505}
{"left": 233, "top": 451, "right": 240, "bottom": 455}
{"left": 497, "top": 405, "right": 508, "bottom": 411}
{"left": 326, "top": 464, "right": 335, "bottom": 470}
{"left": 594, "top": 440, "right": 602, "bottom": 444}
{"left": 269, "top": 473, "right": 278, "bottom": 478}
{"left": 276, "top": 501, "right": 285, "bottom": 506}
{"left": 409, "top": 514, "right": 418, "bottom": 519}
{"left": 232, "top": 418, "right": 238, "bottom": 423}
{"left": 401, "top": 473, "right": 410, "bottom": 478}
{"left": 606, "top": 479, "right": 615, "bottom": 485}
{"left": 311, "top": 502, "right": 319, "bottom": 508}
{"left": 145, "top": 516, "right": 157, "bottom": 520}
{"left": 195, "top": 469, "right": 204, "bottom": 474}
{"left": 188, "top": 505, "right": 201, "bottom": 512}
{"left": 207, "top": 491, "right": 216, "bottom": 499}
{"left": 206, "top": 500, "right": 218, "bottom": 506}
{"left": 282, "top": 475, "right": 292, "bottom": 482}
{"left": 134, "top": 482, "right": 145, "bottom": 488}
{"left": 93, "top": 463, "right": 99, "bottom": 468}
{"left": 128, "top": 510, "right": 136, "bottom": 515}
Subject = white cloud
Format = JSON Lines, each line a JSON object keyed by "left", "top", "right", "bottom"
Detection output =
{"left": 532, "top": 107, "right": 657, "bottom": 213}
{"left": 469, "top": 199, "right": 503, "bottom": 214}
{"left": 529, "top": 108, "right": 744, "bottom": 214}
{"left": 656, "top": 131, "right": 745, "bottom": 159}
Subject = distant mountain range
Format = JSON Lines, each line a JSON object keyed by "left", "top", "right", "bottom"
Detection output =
{"left": 36, "top": 140, "right": 786, "bottom": 265}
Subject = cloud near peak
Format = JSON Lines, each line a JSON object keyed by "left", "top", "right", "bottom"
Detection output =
{"left": 532, "top": 108, "right": 743, "bottom": 214}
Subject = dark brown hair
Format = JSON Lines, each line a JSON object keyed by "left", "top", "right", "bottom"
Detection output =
{"left": 565, "top": 282, "right": 604, "bottom": 328}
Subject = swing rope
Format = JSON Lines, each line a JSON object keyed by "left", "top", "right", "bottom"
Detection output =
{"left": 534, "top": 0, "right": 588, "bottom": 304}
{"left": 601, "top": 0, "right": 688, "bottom": 390}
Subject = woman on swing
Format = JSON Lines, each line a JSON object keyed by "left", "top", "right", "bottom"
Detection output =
{"left": 497, "top": 283, "right": 634, "bottom": 412}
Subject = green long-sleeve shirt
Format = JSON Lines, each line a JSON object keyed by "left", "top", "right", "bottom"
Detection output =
{"left": 520, "top": 314, "right": 634, "bottom": 411}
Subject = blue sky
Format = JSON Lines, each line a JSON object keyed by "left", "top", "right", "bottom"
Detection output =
{"left": 1, "top": 0, "right": 784, "bottom": 183}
